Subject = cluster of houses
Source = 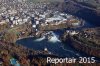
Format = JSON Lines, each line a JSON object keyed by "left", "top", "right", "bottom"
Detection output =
{"left": 32, "top": 10, "right": 81, "bottom": 27}
{"left": 0, "top": 0, "right": 49, "bottom": 27}
{"left": 0, "top": 0, "right": 81, "bottom": 32}
{"left": 0, "top": 10, "right": 31, "bottom": 28}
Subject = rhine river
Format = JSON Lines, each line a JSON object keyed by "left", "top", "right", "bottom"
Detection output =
{"left": 16, "top": 21, "right": 100, "bottom": 62}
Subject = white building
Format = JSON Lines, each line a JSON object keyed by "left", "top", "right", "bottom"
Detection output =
{"left": 71, "top": 21, "right": 80, "bottom": 26}
{"left": 46, "top": 16, "right": 63, "bottom": 23}
{"left": 10, "top": 17, "right": 14, "bottom": 21}
{"left": 36, "top": 21, "right": 39, "bottom": 25}
{"left": 32, "top": 24, "right": 36, "bottom": 28}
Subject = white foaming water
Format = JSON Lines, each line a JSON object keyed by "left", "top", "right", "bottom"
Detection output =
{"left": 35, "top": 36, "right": 45, "bottom": 41}
{"left": 48, "top": 32, "right": 61, "bottom": 43}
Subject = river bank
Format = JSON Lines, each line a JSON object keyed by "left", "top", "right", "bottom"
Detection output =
{"left": 62, "top": 1, "right": 100, "bottom": 26}
{"left": 61, "top": 27, "right": 100, "bottom": 60}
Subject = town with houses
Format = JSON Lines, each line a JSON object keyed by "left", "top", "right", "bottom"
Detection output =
{"left": 0, "top": 0, "right": 99, "bottom": 66}
{"left": 0, "top": 0, "right": 81, "bottom": 32}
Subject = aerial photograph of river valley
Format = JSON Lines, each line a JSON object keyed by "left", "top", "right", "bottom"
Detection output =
{"left": 0, "top": 0, "right": 100, "bottom": 66}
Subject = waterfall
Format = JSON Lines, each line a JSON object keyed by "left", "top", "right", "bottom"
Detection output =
{"left": 48, "top": 31, "right": 61, "bottom": 43}
{"left": 34, "top": 31, "right": 61, "bottom": 43}
{"left": 34, "top": 36, "right": 45, "bottom": 41}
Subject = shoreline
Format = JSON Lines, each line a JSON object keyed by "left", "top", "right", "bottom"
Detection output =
{"left": 16, "top": 36, "right": 34, "bottom": 41}
{"left": 61, "top": 27, "right": 100, "bottom": 58}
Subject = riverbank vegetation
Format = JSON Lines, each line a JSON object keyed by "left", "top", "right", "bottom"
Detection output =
{"left": 0, "top": 40, "right": 100, "bottom": 66}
